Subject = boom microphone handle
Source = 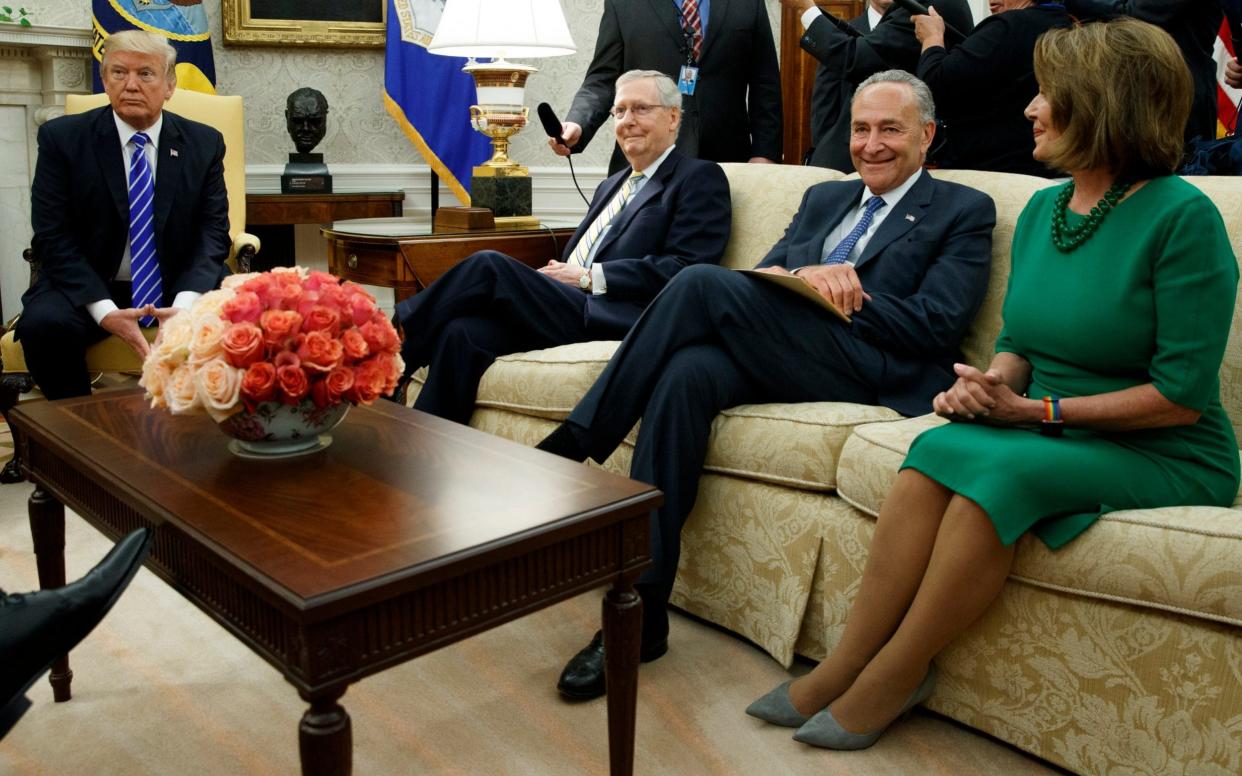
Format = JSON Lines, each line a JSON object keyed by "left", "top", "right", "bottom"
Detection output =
{"left": 823, "top": 12, "right": 863, "bottom": 38}
{"left": 890, "top": 0, "right": 968, "bottom": 41}
{"left": 537, "top": 102, "right": 567, "bottom": 146}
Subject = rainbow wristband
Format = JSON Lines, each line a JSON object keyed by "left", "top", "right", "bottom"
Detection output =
{"left": 1040, "top": 395, "right": 1063, "bottom": 437}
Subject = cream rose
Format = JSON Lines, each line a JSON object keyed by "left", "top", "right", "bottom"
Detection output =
{"left": 221, "top": 273, "right": 259, "bottom": 290}
{"left": 188, "top": 314, "right": 228, "bottom": 364}
{"left": 188, "top": 288, "right": 237, "bottom": 321}
{"left": 139, "top": 356, "right": 175, "bottom": 408}
{"left": 153, "top": 308, "right": 195, "bottom": 361}
{"left": 166, "top": 363, "right": 201, "bottom": 414}
{"left": 193, "top": 357, "right": 244, "bottom": 422}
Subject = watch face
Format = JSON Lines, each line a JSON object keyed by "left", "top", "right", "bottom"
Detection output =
{"left": 579, "top": 272, "right": 591, "bottom": 289}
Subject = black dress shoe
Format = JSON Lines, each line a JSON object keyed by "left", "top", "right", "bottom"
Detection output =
{"left": 556, "top": 630, "right": 669, "bottom": 700}
{"left": 0, "top": 527, "right": 153, "bottom": 720}
{"left": 535, "top": 423, "right": 590, "bottom": 463}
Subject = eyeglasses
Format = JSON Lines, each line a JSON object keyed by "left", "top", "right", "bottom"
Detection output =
{"left": 610, "top": 104, "right": 669, "bottom": 120}
{"left": 105, "top": 66, "right": 162, "bottom": 85}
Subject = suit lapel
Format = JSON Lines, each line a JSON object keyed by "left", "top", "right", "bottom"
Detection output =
{"left": 645, "top": 0, "right": 686, "bottom": 52}
{"left": 561, "top": 166, "right": 629, "bottom": 259}
{"left": 798, "top": 180, "right": 865, "bottom": 269}
{"left": 854, "top": 170, "right": 931, "bottom": 270}
{"left": 593, "top": 152, "right": 676, "bottom": 258}
{"left": 93, "top": 107, "right": 128, "bottom": 222}
{"left": 152, "top": 111, "right": 181, "bottom": 246}
{"left": 699, "top": 0, "right": 731, "bottom": 61}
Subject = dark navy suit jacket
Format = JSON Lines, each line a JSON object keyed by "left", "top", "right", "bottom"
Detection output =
{"left": 564, "top": 148, "right": 731, "bottom": 336}
{"left": 25, "top": 105, "right": 231, "bottom": 311}
{"left": 756, "top": 171, "right": 995, "bottom": 415}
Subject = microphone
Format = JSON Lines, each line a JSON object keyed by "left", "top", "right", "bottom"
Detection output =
{"left": 890, "top": 0, "right": 968, "bottom": 41}
{"left": 537, "top": 102, "right": 567, "bottom": 147}
{"left": 536, "top": 102, "right": 590, "bottom": 207}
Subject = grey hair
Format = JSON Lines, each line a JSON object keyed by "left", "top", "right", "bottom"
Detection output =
{"left": 854, "top": 70, "right": 936, "bottom": 124}
{"left": 616, "top": 69, "right": 683, "bottom": 111}
{"left": 102, "top": 30, "right": 177, "bottom": 83}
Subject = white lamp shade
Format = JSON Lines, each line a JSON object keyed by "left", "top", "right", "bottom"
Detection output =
{"left": 429, "top": 0, "right": 576, "bottom": 58}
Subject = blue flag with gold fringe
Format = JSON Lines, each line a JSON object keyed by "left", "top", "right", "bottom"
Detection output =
{"left": 91, "top": 0, "right": 216, "bottom": 94}
{"left": 384, "top": 0, "right": 490, "bottom": 205}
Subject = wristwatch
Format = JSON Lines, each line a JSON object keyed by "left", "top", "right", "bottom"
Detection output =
{"left": 578, "top": 269, "right": 592, "bottom": 291}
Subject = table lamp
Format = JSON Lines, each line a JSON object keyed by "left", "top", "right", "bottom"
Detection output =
{"left": 429, "top": 0, "right": 576, "bottom": 228}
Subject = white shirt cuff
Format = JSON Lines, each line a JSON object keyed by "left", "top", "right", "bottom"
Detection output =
{"left": 172, "top": 290, "right": 200, "bottom": 310}
{"left": 591, "top": 263, "right": 608, "bottom": 295}
{"left": 801, "top": 7, "right": 823, "bottom": 29}
{"left": 87, "top": 299, "right": 119, "bottom": 326}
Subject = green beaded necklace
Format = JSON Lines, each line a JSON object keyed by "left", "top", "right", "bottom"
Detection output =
{"left": 1050, "top": 179, "right": 1132, "bottom": 253}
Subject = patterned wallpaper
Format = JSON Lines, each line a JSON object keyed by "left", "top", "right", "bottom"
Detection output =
{"left": 33, "top": 0, "right": 782, "bottom": 170}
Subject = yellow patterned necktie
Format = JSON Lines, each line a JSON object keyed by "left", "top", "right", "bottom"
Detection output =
{"left": 567, "top": 170, "right": 646, "bottom": 268}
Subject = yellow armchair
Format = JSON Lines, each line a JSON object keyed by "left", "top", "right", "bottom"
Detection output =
{"left": 0, "top": 91, "right": 259, "bottom": 481}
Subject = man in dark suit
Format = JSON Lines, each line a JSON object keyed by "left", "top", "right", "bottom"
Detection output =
{"left": 786, "top": 0, "right": 974, "bottom": 171}
{"left": 806, "top": 0, "right": 888, "bottom": 164}
{"left": 16, "top": 30, "right": 230, "bottom": 399}
{"left": 397, "top": 71, "right": 731, "bottom": 424}
{"left": 549, "top": 0, "right": 782, "bottom": 172}
{"left": 538, "top": 71, "right": 996, "bottom": 700}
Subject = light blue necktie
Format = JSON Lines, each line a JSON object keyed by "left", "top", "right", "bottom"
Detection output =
{"left": 128, "top": 131, "right": 162, "bottom": 327}
{"left": 823, "top": 195, "right": 886, "bottom": 265}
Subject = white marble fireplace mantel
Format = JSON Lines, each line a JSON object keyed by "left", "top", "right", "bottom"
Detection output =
{"left": 0, "top": 24, "right": 91, "bottom": 323}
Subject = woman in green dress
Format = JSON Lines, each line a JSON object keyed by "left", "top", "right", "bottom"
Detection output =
{"left": 747, "top": 18, "right": 1239, "bottom": 750}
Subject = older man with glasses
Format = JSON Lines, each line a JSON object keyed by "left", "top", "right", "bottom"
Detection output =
{"left": 395, "top": 70, "right": 731, "bottom": 425}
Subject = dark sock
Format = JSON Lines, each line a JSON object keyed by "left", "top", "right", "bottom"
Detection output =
{"left": 535, "top": 422, "right": 590, "bottom": 462}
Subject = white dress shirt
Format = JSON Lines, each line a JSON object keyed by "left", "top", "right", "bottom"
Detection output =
{"left": 808, "top": 169, "right": 924, "bottom": 267}
{"left": 586, "top": 143, "right": 677, "bottom": 295}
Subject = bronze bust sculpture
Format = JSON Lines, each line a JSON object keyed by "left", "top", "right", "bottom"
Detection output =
{"left": 281, "top": 87, "right": 332, "bottom": 193}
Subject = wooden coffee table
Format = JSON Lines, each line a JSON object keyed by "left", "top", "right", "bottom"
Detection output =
{"left": 11, "top": 391, "right": 659, "bottom": 775}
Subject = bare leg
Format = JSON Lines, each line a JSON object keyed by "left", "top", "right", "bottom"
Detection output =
{"left": 788, "top": 470, "right": 951, "bottom": 715}
{"left": 828, "top": 493, "right": 1016, "bottom": 733}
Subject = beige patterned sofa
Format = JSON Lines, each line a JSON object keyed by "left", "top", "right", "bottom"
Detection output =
{"left": 412, "top": 165, "right": 1242, "bottom": 775}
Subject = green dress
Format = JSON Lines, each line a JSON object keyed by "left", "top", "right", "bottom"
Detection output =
{"left": 903, "top": 176, "right": 1240, "bottom": 548}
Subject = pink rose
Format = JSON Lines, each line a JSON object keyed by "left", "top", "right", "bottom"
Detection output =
{"left": 301, "top": 304, "right": 341, "bottom": 335}
{"left": 317, "top": 282, "right": 347, "bottom": 315}
{"left": 348, "top": 292, "right": 378, "bottom": 327}
{"left": 276, "top": 364, "right": 309, "bottom": 405}
{"left": 341, "top": 328, "right": 369, "bottom": 362}
{"left": 260, "top": 309, "right": 302, "bottom": 351}
{"left": 358, "top": 319, "right": 401, "bottom": 355}
{"left": 240, "top": 362, "right": 277, "bottom": 409}
{"left": 220, "top": 322, "right": 265, "bottom": 368}
{"left": 273, "top": 350, "right": 301, "bottom": 370}
{"left": 268, "top": 280, "right": 304, "bottom": 311}
{"left": 304, "top": 270, "right": 340, "bottom": 292}
{"left": 221, "top": 291, "right": 263, "bottom": 324}
{"left": 297, "top": 329, "right": 344, "bottom": 372}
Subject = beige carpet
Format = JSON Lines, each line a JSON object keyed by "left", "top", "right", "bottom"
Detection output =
{"left": 0, "top": 479, "right": 1061, "bottom": 775}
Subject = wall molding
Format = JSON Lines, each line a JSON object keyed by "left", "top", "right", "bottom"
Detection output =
{"left": 0, "top": 24, "right": 91, "bottom": 50}
{"left": 245, "top": 163, "right": 608, "bottom": 222}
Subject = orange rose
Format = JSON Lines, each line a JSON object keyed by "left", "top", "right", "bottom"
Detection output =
{"left": 325, "top": 364, "right": 355, "bottom": 402}
{"left": 240, "top": 362, "right": 277, "bottom": 408}
{"left": 347, "top": 356, "right": 388, "bottom": 404}
{"left": 268, "top": 280, "right": 304, "bottom": 311}
{"left": 358, "top": 320, "right": 401, "bottom": 355}
{"left": 220, "top": 322, "right": 265, "bottom": 368}
{"left": 297, "top": 330, "right": 344, "bottom": 372}
{"left": 305, "top": 270, "right": 340, "bottom": 292}
{"left": 301, "top": 304, "right": 341, "bottom": 335}
{"left": 276, "top": 363, "right": 309, "bottom": 405}
{"left": 341, "top": 328, "right": 369, "bottom": 362}
{"left": 221, "top": 291, "right": 263, "bottom": 324}
{"left": 260, "top": 309, "right": 302, "bottom": 351}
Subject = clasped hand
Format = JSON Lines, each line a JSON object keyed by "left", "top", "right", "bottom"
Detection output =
{"left": 755, "top": 264, "right": 871, "bottom": 313}
{"left": 538, "top": 260, "right": 588, "bottom": 287}
{"left": 932, "top": 363, "right": 1032, "bottom": 425}
{"left": 101, "top": 305, "right": 180, "bottom": 359}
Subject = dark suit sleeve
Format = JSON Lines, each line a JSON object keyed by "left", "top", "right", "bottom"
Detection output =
{"left": 753, "top": 187, "right": 817, "bottom": 269}
{"left": 916, "top": 17, "right": 1016, "bottom": 115}
{"left": 746, "top": 2, "right": 783, "bottom": 161}
{"left": 1063, "top": 0, "right": 1185, "bottom": 24}
{"left": 565, "top": 0, "right": 623, "bottom": 153}
{"left": 600, "top": 162, "right": 731, "bottom": 302}
{"left": 30, "top": 122, "right": 112, "bottom": 309}
{"left": 172, "top": 129, "right": 231, "bottom": 295}
{"left": 801, "top": 0, "right": 974, "bottom": 78}
{"left": 849, "top": 189, "right": 995, "bottom": 356}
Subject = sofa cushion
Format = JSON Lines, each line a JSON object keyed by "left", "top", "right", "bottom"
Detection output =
{"left": 838, "top": 415, "right": 1242, "bottom": 625}
{"left": 717, "top": 163, "right": 845, "bottom": 271}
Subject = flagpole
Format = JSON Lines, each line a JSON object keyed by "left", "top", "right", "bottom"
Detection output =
{"left": 431, "top": 170, "right": 440, "bottom": 220}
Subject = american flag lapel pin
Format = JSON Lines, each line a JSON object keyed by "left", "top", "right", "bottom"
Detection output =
{"left": 170, "top": 148, "right": 179, "bottom": 157}
{"left": 905, "top": 213, "right": 915, "bottom": 222}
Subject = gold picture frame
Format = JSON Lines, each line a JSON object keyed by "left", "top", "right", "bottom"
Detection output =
{"left": 221, "top": 0, "right": 386, "bottom": 48}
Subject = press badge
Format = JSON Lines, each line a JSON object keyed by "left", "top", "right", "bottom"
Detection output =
{"left": 678, "top": 65, "right": 700, "bottom": 95}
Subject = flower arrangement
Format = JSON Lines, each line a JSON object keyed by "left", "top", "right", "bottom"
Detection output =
{"left": 140, "top": 267, "right": 404, "bottom": 423}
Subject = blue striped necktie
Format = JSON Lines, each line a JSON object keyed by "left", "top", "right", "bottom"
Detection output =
{"left": 128, "top": 131, "right": 161, "bottom": 327}
{"left": 823, "top": 195, "right": 886, "bottom": 265}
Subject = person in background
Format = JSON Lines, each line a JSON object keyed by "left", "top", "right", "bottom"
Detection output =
{"left": 914, "top": 0, "right": 1071, "bottom": 176}
{"left": 747, "top": 19, "right": 1238, "bottom": 751}
{"left": 805, "top": 0, "right": 891, "bottom": 165}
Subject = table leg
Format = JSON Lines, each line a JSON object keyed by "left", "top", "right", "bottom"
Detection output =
{"left": 28, "top": 486, "right": 72, "bottom": 702}
{"left": 298, "top": 687, "right": 352, "bottom": 776}
{"left": 602, "top": 579, "right": 642, "bottom": 776}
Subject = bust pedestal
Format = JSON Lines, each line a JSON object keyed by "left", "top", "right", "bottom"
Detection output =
{"left": 281, "top": 152, "right": 332, "bottom": 194}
